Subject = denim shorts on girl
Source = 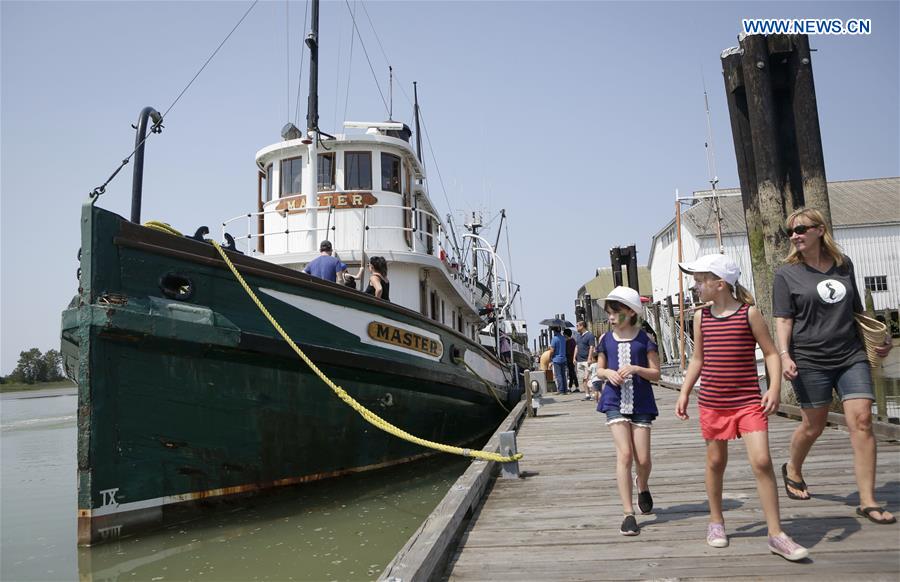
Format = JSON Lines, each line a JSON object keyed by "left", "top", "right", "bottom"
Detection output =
{"left": 699, "top": 404, "right": 768, "bottom": 441}
{"left": 605, "top": 409, "right": 655, "bottom": 428}
{"left": 792, "top": 360, "right": 875, "bottom": 409}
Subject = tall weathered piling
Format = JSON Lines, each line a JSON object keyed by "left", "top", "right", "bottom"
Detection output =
{"left": 721, "top": 33, "right": 832, "bottom": 319}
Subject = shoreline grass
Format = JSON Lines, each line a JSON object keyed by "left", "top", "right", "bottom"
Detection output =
{"left": 0, "top": 380, "right": 76, "bottom": 393}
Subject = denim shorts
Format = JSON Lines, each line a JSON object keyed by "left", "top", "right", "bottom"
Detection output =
{"left": 605, "top": 409, "right": 655, "bottom": 428}
{"left": 792, "top": 360, "right": 875, "bottom": 409}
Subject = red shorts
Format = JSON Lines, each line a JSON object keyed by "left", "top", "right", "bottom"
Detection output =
{"left": 699, "top": 404, "right": 768, "bottom": 441}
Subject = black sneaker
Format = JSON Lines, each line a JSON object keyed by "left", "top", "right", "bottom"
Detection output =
{"left": 620, "top": 514, "right": 639, "bottom": 536}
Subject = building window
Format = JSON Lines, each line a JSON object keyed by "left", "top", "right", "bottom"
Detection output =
{"left": 660, "top": 226, "right": 676, "bottom": 247}
{"left": 381, "top": 153, "right": 401, "bottom": 193}
{"left": 865, "top": 275, "right": 888, "bottom": 292}
{"left": 280, "top": 157, "right": 303, "bottom": 196}
{"left": 318, "top": 153, "right": 335, "bottom": 191}
{"left": 345, "top": 151, "right": 372, "bottom": 190}
{"left": 264, "top": 163, "right": 273, "bottom": 202}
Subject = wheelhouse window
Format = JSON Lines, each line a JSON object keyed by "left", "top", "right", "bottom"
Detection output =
{"left": 344, "top": 151, "right": 372, "bottom": 190}
{"left": 280, "top": 157, "right": 303, "bottom": 196}
{"left": 381, "top": 153, "right": 401, "bottom": 193}
{"left": 318, "top": 153, "right": 335, "bottom": 191}
{"left": 264, "top": 163, "right": 273, "bottom": 202}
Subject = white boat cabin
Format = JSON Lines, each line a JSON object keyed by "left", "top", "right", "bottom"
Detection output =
{"left": 223, "top": 121, "right": 494, "bottom": 343}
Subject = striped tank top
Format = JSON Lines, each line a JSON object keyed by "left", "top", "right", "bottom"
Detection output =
{"left": 698, "top": 304, "right": 761, "bottom": 409}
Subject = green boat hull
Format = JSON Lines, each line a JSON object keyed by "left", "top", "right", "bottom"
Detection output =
{"left": 62, "top": 204, "right": 512, "bottom": 545}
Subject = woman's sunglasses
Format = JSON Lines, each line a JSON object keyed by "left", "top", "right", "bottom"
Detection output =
{"left": 787, "top": 224, "right": 819, "bottom": 236}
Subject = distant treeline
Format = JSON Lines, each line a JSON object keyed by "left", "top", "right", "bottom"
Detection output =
{"left": 1, "top": 348, "right": 65, "bottom": 385}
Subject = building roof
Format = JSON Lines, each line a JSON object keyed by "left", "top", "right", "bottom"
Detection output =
{"left": 684, "top": 177, "right": 900, "bottom": 237}
{"left": 578, "top": 266, "right": 653, "bottom": 300}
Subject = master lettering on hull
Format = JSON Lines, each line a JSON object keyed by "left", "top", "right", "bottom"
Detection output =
{"left": 367, "top": 322, "right": 443, "bottom": 358}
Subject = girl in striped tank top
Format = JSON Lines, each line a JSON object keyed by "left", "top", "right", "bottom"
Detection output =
{"left": 675, "top": 254, "right": 808, "bottom": 561}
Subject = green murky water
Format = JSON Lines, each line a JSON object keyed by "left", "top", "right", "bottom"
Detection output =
{"left": 1, "top": 389, "right": 470, "bottom": 581}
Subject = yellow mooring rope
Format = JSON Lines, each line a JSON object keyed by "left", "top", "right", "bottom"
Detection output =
{"left": 143, "top": 221, "right": 522, "bottom": 463}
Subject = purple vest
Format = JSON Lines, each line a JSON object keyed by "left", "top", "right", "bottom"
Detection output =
{"left": 597, "top": 330, "right": 659, "bottom": 417}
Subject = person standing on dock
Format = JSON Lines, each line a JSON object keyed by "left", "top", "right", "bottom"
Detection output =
{"left": 595, "top": 286, "right": 660, "bottom": 536}
{"left": 774, "top": 208, "right": 894, "bottom": 525}
{"left": 549, "top": 327, "right": 569, "bottom": 394}
{"left": 563, "top": 329, "right": 578, "bottom": 391}
{"left": 675, "top": 254, "right": 809, "bottom": 561}
{"left": 574, "top": 321, "right": 596, "bottom": 393}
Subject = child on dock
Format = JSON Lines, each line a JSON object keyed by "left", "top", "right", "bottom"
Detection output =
{"left": 595, "top": 287, "right": 660, "bottom": 536}
{"left": 675, "top": 254, "right": 809, "bottom": 561}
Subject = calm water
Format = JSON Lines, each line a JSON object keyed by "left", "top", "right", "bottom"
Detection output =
{"left": 1, "top": 389, "right": 470, "bottom": 581}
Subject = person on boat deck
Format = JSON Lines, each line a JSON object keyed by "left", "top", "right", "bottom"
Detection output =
{"left": 498, "top": 331, "right": 512, "bottom": 362}
{"left": 365, "top": 256, "right": 390, "bottom": 301}
{"left": 549, "top": 327, "right": 569, "bottom": 394}
{"left": 303, "top": 240, "right": 348, "bottom": 283}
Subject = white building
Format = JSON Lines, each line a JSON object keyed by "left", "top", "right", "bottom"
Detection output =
{"left": 648, "top": 177, "right": 900, "bottom": 311}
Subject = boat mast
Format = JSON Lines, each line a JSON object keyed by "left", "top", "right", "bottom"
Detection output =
{"left": 703, "top": 81, "right": 724, "bottom": 253}
{"left": 675, "top": 189, "right": 686, "bottom": 371}
{"left": 413, "top": 82, "right": 423, "bottom": 161}
{"left": 303, "top": 0, "right": 320, "bottom": 249}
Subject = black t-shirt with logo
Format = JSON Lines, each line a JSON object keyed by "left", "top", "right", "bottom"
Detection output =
{"left": 772, "top": 256, "right": 866, "bottom": 370}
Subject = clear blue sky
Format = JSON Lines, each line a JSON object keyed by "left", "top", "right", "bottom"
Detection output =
{"left": 2, "top": 1, "right": 898, "bottom": 373}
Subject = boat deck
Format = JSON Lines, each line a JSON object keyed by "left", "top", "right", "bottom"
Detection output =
{"left": 444, "top": 388, "right": 900, "bottom": 580}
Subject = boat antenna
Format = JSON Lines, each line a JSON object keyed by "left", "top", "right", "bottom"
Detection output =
{"left": 413, "top": 82, "right": 423, "bottom": 161}
{"left": 306, "top": 0, "right": 320, "bottom": 134}
{"left": 388, "top": 66, "right": 393, "bottom": 120}
{"left": 702, "top": 69, "right": 724, "bottom": 253}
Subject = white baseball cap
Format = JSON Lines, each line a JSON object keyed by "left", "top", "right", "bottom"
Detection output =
{"left": 679, "top": 254, "right": 741, "bottom": 286}
{"left": 600, "top": 286, "right": 644, "bottom": 317}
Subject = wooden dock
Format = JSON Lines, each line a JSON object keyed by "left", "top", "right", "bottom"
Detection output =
{"left": 443, "top": 388, "right": 899, "bottom": 580}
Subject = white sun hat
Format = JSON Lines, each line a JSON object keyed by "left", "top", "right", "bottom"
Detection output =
{"left": 601, "top": 286, "right": 644, "bottom": 316}
{"left": 679, "top": 254, "right": 741, "bottom": 286}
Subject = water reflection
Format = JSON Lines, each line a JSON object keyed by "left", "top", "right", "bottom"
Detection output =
{"left": 1, "top": 390, "right": 471, "bottom": 581}
{"left": 79, "top": 455, "right": 469, "bottom": 581}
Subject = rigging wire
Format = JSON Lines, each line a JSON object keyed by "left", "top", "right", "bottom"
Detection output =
{"left": 342, "top": 0, "right": 389, "bottom": 116}
{"left": 418, "top": 107, "right": 462, "bottom": 255}
{"left": 293, "top": 0, "right": 310, "bottom": 127}
{"left": 286, "top": 0, "right": 290, "bottom": 123}
{"left": 330, "top": 1, "right": 343, "bottom": 131}
{"left": 90, "top": 0, "right": 259, "bottom": 199}
{"left": 341, "top": 0, "right": 357, "bottom": 125}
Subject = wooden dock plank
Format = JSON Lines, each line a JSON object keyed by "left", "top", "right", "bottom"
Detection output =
{"left": 444, "top": 389, "right": 900, "bottom": 580}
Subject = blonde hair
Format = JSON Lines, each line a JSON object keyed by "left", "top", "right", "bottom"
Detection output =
{"left": 697, "top": 273, "right": 755, "bottom": 306}
{"left": 785, "top": 208, "right": 844, "bottom": 267}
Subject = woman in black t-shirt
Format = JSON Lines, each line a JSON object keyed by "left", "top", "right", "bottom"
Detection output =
{"left": 773, "top": 208, "right": 894, "bottom": 525}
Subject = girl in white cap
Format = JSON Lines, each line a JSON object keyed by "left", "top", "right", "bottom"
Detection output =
{"left": 595, "top": 286, "right": 660, "bottom": 536}
{"left": 675, "top": 253, "right": 808, "bottom": 561}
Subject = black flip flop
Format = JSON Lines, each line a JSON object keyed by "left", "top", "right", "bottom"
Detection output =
{"left": 857, "top": 506, "right": 897, "bottom": 524}
{"left": 781, "top": 463, "right": 810, "bottom": 500}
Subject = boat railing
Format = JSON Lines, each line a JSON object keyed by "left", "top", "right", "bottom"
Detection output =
{"left": 221, "top": 203, "right": 464, "bottom": 277}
